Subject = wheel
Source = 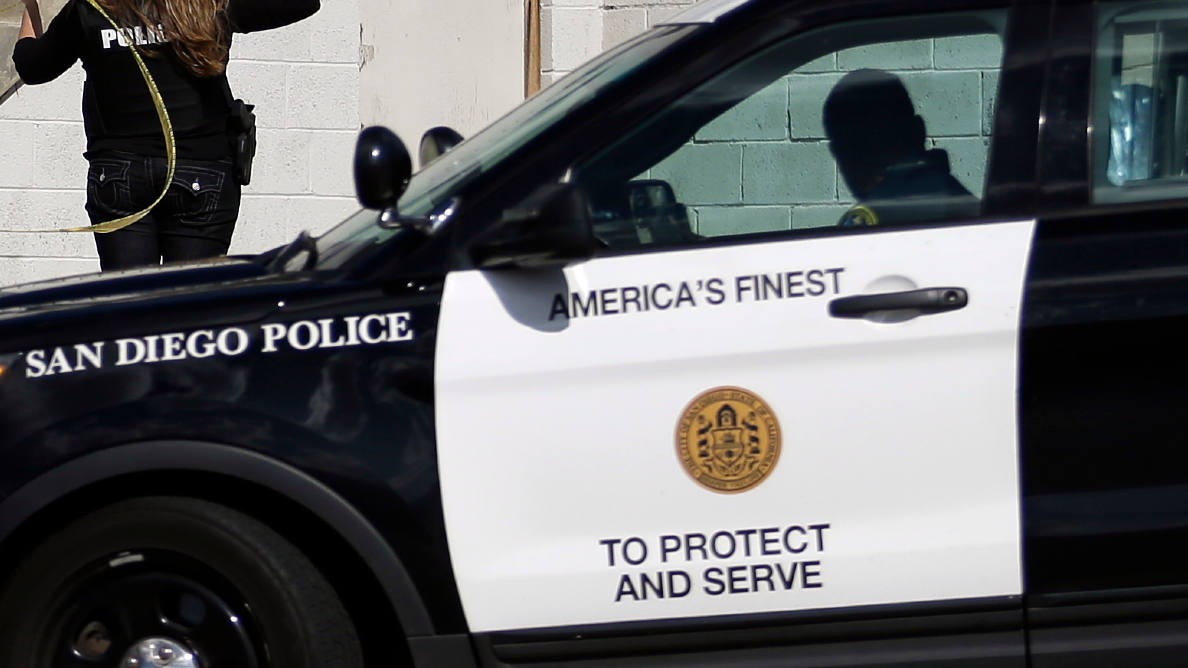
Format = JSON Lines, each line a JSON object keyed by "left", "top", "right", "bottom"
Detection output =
{"left": 0, "top": 496, "right": 363, "bottom": 667}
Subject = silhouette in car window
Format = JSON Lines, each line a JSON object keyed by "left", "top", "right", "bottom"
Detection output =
{"left": 823, "top": 69, "right": 979, "bottom": 227}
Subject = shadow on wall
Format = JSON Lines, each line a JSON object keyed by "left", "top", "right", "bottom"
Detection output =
{"left": 0, "top": 0, "right": 69, "bottom": 103}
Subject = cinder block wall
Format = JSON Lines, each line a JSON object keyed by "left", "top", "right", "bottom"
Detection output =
{"left": 546, "top": 5, "right": 1001, "bottom": 237}
{"left": 0, "top": 0, "right": 359, "bottom": 286}
{"left": 652, "top": 35, "right": 1002, "bottom": 235}
{"left": 542, "top": 0, "right": 693, "bottom": 85}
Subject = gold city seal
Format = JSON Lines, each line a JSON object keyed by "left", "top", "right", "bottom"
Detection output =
{"left": 676, "top": 387, "right": 780, "bottom": 493}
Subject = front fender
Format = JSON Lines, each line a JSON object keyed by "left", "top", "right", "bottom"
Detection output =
{"left": 0, "top": 439, "right": 435, "bottom": 638}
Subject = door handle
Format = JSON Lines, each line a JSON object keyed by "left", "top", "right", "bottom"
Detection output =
{"left": 828, "top": 287, "right": 968, "bottom": 319}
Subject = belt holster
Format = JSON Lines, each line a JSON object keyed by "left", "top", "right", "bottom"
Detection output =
{"left": 228, "top": 99, "right": 256, "bottom": 186}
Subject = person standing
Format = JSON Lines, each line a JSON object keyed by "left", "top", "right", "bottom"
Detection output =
{"left": 12, "top": 0, "right": 319, "bottom": 270}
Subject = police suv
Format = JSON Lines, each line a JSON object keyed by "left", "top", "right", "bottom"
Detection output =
{"left": 0, "top": 0, "right": 1183, "bottom": 664}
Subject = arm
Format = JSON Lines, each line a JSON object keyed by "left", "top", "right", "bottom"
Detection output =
{"left": 12, "top": 0, "right": 81, "bottom": 85}
{"left": 227, "top": 0, "right": 320, "bottom": 33}
{"left": 20, "top": 0, "right": 43, "bottom": 38}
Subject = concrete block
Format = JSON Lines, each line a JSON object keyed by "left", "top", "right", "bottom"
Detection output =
{"left": 838, "top": 39, "right": 931, "bottom": 71}
{"left": 788, "top": 73, "right": 842, "bottom": 139}
{"left": 695, "top": 205, "right": 790, "bottom": 237}
{"left": 604, "top": 8, "right": 647, "bottom": 51}
{"left": 0, "top": 120, "right": 36, "bottom": 187}
{"left": 231, "top": 20, "right": 312, "bottom": 62}
{"left": 934, "top": 34, "right": 1002, "bottom": 71}
{"left": 0, "top": 189, "right": 94, "bottom": 257}
{"left": 603, "top": 0, "right": 678, "bottom": 7}
{"left": 651, "top": 142, "right": 741, "bottom": 205}
{"left": 646, "top": 5, "right": 693, "bottom": 27}
{"left": 742, "top": 141, "right": 834, "bottom": 204}
{"left": 541, "top": 6, "right": 555, "bottom": 72}
{"left": 246, "top": 129, "right": 311, "bottom": 194}
{"left": 540, "top": 71, "right": 567, "bottom": 89}
{"left": 697, "top": 79, "right": 787, "bottom": 142}
{"left": 286, "top": 64, "right": 359, "bottom": 130}
{"left": 227, "top": 195, "right": 295, "bottom": 255}
{"left": 932, "top": 136, "right": 990, "bottom": 196}
{"left": 33, "top": 121, "right": 86, "bottom": 189}
{"left": 797, "top": 53, "right": 836, "bottom": 73}
{"left": 0, "top": 257, "right": 98, "bottom": 288}
{"left": 286, "top": 195, "right": 358, "bottom": 236}
{"left": 228, "top": 194, "right": 356, "bottom": 256}
{"left": 544, "top": 0, "right": 600, "bottom": 7}
{"left": 308, "top": 130, "right": 356, "bottom": 197}
{"left": 983, "top": 70, "right": 999, "bottom": 135}
{"left": 902, "top": 70, "right": 980, "bottom": 137}
{"left": 0, "top": 64, "right": 84, "bottom": 121}
{"left": 792, "top": 204, "right": 849, "bottom": 229}
{"left": 544, "top": 7, "right": 602, "bottom": 72}
{"left": 308, "top": 0, "right": 360, "bottom": 63}
{"left": 226, "top": 61, "right": 288, "bottom": 130}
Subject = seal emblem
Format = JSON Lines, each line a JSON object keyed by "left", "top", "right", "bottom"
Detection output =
{"left": 838, "top": 204, "right": 879, "bottom": 227}
{"left": 676, "top": 387, "right": 780, "bottom": 493}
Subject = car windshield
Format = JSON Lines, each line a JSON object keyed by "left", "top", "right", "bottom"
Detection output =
{"left": 313, "top": 25, "right": 696, "bottom": 270}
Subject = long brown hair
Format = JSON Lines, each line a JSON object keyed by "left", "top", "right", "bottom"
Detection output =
{"left": 99, "top": 0, "right": 230, "bottom": 77}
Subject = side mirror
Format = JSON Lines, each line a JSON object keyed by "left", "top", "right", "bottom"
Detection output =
{"left": 471, "top": 183, "right": 599, "bottom": 269}
{"left": 419, "top": 126, "right": 464, "bottom": 168}
{"left": 354, "top": 126, "right": 412, "bottom": 210}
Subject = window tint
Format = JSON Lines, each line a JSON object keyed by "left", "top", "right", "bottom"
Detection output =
{"left": 1095, "top": 2, "right": 1188, "bottom": 203}
{"left": 575, "top": 11, "right": 1006, "bottom": 250}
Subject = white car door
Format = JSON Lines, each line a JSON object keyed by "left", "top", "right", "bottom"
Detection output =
{"left": 435, "top": 220, "right": 1033, "bottom": 632}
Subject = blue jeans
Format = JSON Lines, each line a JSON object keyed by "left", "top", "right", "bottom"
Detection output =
{"left": 86, "top": 152, "right": 241, "bottom": 271}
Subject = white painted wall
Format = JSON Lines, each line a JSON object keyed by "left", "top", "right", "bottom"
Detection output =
{"left": 225, "top": 0, "right": 361, "bottom": 258}
{"left": 359, "top": 0, "right": 525, "bottom": 149}
{"left": 541, "top": 0, "right": 694, "bottom": 85}
{"left": 0, "top": 63, "right": 95, "bottom": 284}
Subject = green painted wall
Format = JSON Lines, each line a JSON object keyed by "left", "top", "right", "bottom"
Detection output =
{"left": 648, "top": 34, "right": 1002, "bottom": 236}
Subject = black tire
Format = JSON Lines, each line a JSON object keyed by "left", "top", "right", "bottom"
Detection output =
{"left": 0, "top": 496, "right": 363, "bottom": 667}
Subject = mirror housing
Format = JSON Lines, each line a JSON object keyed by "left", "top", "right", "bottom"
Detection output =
{"left": 471, "top": 183, "right": 599, "bottom": 269}
{"left": 354, "top": 126, "right": 412, "bottom": 210}
{"left": 419, "top": 126, "right": 464, "bottom": 168}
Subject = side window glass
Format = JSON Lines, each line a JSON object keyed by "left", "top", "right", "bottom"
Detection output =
{"left": 1095, "top": 3, "right": 1188, "bottom": 203}
{"left": 576, "top": 11, "right": 1006, "bottom": 250}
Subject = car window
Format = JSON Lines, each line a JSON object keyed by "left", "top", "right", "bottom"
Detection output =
{"left": 1094, "top": 2, "right": 1188, "bottom": 204}
{"left": 574, "top": 10, "right": 1007, "bottom": 250}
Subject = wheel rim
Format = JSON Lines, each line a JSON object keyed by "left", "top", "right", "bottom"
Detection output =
{"left": 119, "top": 637, "right": 199, "bottom": 667}
{"left": 40, "top": 550, "right": 262, "bottom": 668}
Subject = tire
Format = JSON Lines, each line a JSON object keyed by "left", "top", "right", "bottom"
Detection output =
{"left": 0, "top": 496, "right": 364, "bottom": 667}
